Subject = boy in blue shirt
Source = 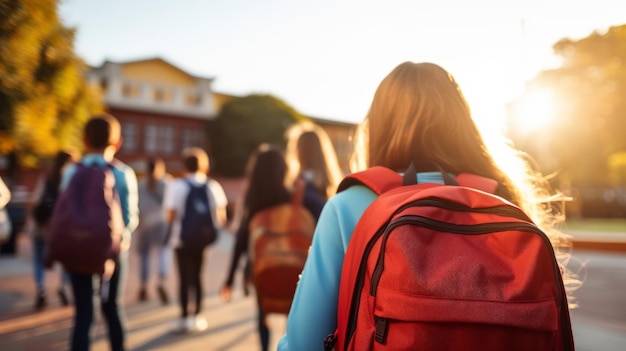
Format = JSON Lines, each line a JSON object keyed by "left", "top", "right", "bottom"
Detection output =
{"left": 60, "top": 114, "right": 139, "bottom": 351}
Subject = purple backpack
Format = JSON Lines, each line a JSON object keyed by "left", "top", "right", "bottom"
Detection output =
{"left": 45, "top": 163, "right": 124, "bottom": 275}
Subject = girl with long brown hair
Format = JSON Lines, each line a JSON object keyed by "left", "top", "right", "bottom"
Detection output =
{"left": 278, "top": 62, "right": 576, "bottom": 351}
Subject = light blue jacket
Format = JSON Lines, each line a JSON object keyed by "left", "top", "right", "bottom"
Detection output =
{"left": 277, "top": 172, "right": 444, "bottom": 351}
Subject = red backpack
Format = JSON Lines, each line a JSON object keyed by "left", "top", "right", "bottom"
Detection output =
{"left": 326, "top": 166, "right": 574, "bottom": 351}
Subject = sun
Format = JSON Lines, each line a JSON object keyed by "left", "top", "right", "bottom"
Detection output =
{"left": 515, "top": 88, "right": 557, "bottom": 134}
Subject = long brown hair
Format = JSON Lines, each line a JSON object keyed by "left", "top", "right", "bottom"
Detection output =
{"left": 354, "top": 62, "right": 520, "bottom": 203}
{"left": 245, "top": 144, "right": 291, "bottom": 216}
{"left": 352, "top": 62, "right": 579, "bottom": 304}
{"left": 286, "top": 123, "right": 343, "bottom": 199}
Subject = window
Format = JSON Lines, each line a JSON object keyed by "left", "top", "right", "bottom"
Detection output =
{"left": 185, "top": 93, "right": 195, "bottom": 106}
{"left": 182, "top": 129, "right": 192, "bottom": 149}
{"left": 161, "top": 125, "right": 174, "bottom": 154}
{"left": 154, "top": 88, "right": 172, "bottom": 103}
{"left": 100, "top": 79, "right": 108, "bottom": 94}
{"left": 181, "top": 128, "right": 205, "bottom": 149}
{"left": 154, "top": 88, "right": 165, "bottom": 102}
{"left": 186, "top": 92, "right": 203, "bottom": 106}
{"left": 121, "top": 122, "right": 136, "bottom": 152}
{"left": 122, "top": 82, "right": 139, "bottom": 98}
{"left": 145, "top": 123, "right": 176, "bottom": 154}
{"left": 144, "top": 124, "right": 158, "bottom": 153}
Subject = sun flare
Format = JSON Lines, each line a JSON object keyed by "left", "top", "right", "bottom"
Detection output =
{"left": 515, "top": 88, "right": 557, "bottom": 133}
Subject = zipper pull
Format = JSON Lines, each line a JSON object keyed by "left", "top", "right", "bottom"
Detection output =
{"left": 375, "top": 316, "right": 388, "bottom": 344}
{"left": 324, "top": 333, "right": 338, "bottom": 351}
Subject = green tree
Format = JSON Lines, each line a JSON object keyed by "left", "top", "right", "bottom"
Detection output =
{"left": 208, "top": 94, "right": 307, "bottom": 177}
{"left": 0, "top": 0, "right": 102, "bottom": 167}
{"left": 508, "top": 24, "right": 626, "bottom": 187}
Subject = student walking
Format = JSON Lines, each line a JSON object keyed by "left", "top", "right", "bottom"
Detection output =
{"left": 163, "top": 147, "right": 228, "bottom": 333}
{"left": 30, "top": 150, "right": 77, "bottom": 309}
{"left": 0, "top": 176, "right": 10, "bottom": 245}
{"left": 220, "top": 144, "right": 322, "bottom": 351}
{"left": 134, "top": 157, "right": 171, "bottom": 304}
{"left": 285, "top": 122, "right": 343, "bottom": 218}
{"left": 47, "top": 114, "right": 139, "bottom": 351}
{"left": 277, "top": 62, "right": 576, "bottom": 351}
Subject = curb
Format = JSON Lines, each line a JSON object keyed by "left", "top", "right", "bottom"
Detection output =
{"left": 573, "top": 240, "right": 626, "bottom": 253}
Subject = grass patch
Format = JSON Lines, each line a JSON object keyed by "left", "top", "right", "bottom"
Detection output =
{"left": 564, "top": 218, "right": 626, "bottom": 233}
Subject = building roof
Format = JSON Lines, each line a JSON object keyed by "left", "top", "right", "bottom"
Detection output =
{"left": 100, "top": 56, "right": 215, "bottom": 82}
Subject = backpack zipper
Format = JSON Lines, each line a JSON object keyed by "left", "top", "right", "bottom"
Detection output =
{"left": 343, "top": 224, "right": 388, "bottom": 351}
{"left": 397, "top": 198, "right": 532, "bottom": 222}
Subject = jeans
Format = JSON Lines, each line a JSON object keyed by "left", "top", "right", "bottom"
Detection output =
{"left": 33, "top": 237, "right": 69, "bottom": 291}
{"left": 139, "top": 246, "right": 170, "bottom": 284}
{"left": 33, "top": 238, "right": 46, "bottom": 291}
{"left": 69, "top": 252, "right": 127, "bottom": 351}
{"left": 174, "top": 248, "right": 204, "bottom": 317}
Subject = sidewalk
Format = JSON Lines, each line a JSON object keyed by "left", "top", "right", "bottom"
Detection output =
{"left": 1, "top": 229, "right": 625, "bottom": 351}
{"left": 0, "top": 232, "right": 286, "bottom": 351}
{"left": 567, "top": 230, "right": 626, "bottom": 252}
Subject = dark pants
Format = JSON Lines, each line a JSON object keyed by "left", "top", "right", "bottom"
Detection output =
{"left": 69, "top": 253, "right": 127, "bottom": 351}
{"left": 257, "top": 304, "right": 270, "bottom": 351}
{"left": 175, "top": 248, "right": 205, "bottom": 317}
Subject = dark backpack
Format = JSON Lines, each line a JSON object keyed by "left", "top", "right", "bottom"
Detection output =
{"left": 179, "top": 179, "right": 217, "bottom": 250}
{"left": 248, "top": 179, "right": 316, "bottom": 315}
{"left": 33, "top": 180, "right": 59, "bottom": 226}
{"left": 44, "top": 163, "right": 124, "bottom": 275}
{"left": 326, "top": 166, "right": 574, "bottom": 351}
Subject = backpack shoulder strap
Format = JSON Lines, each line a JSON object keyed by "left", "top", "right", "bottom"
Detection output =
{"left": 337, "top": 166, "right": 402, "bottom": 195}
{"left": 291, "top": 178, "right": 306, "bottom": 206}
{"left": 337, "top": 166, "right": 499, "bottom": 195}
{"left": 184, "top": 177, "right": 202, "bottom": 190}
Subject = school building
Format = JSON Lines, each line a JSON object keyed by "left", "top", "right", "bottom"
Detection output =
{"left": 84, "top": 57, "right": 356, "bottom": 217}
{"left": 86, "top": 57, "right": 356, "bottom": 177}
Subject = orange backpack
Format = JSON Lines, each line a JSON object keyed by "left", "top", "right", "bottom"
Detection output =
{"left": 249, "top": 180, "right": 316, "bottom": 315}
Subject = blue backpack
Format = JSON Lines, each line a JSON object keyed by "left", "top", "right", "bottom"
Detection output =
{"left": 179, "top": 179, "right": 217, "bottom": 250}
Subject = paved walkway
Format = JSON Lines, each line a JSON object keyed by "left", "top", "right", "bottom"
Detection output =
{"left": 0, "top": 232, "right": 286, "bottom": 351}
{"left": 0, "top": 229, "right": 625, "bottom": 350}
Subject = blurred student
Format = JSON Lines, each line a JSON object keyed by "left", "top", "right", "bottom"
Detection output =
{"left": 0, "top": 176, "right": 11, "bottom": 245}
{"left": 277, "top": 62, "right": 575, "bottom": 350}
{"left": 0, "top": 152, "right": 27, "bottom": 255}
{"left": 58, "top": 114, "right": 139, "bottom": 351}
{"left": 285, "top": 123, "right": 343, "bottom": 218}
{"left": 163, "top": 147, "right": 228, "bottom": 333}
{"left": 30, "top": 150, "right": 77, "bottom": 309}
{"left": 134, "top": 157, "right": 171, "bottom": 304}
{"left": 220, "top": 144, "right": 321, "bottom": 351}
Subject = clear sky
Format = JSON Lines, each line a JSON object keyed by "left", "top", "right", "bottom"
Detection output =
{"left": 59, "top": 0, "right": 625, "bottom": 131}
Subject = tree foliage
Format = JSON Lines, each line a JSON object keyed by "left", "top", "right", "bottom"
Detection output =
{"left": 208, "top": 94, "right": 307, "bottom": 177}
{"left": 508, "top": 24, "right": 626, "bottom": 187}
{"left": 0, "top": 0, "right": 102, "bottom": 167}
